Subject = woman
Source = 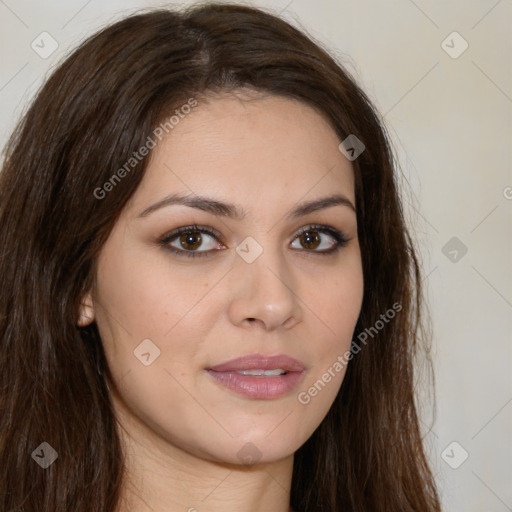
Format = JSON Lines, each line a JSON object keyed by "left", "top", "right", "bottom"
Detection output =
{"left": 0, "top": 3, "right": 441, "bottom": 511}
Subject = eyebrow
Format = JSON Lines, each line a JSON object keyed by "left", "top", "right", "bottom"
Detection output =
{"left": 137, "top": 192, "right": 356, "bottom": 219}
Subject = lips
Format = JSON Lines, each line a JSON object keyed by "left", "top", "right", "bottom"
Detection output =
{"left": 206, "top": 354, "right": 305, "bottom": 400}
{"left": 208, "top": 354, "right": 305, "bottom": 373}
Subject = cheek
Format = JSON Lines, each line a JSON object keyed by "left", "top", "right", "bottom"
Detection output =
{"left": 298, "top": 258, "right": 363, "bottom": 406}
{"left": 93, "top": 249, "right": 224, "bottom": 399}
{"left": 95, "top": 243, "right": 218, "bottom": 341}
{"left": 316, "top": 261, "right": 364, "bottom": 346}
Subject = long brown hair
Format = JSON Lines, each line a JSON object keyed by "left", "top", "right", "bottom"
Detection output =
{"left": 0, "top": 4, "right": 440, "bottom": 511}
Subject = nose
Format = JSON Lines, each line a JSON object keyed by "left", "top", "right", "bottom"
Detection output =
{"left": 226, "top": 244, "right": 303, "bottom": 331}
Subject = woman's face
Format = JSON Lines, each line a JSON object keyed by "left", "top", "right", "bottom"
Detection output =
{"left": 80, "top": 91, "right": 364, "bottom": 465}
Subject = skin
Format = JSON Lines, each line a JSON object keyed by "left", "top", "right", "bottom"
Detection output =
{"left": 78, "top": 90, "right": 364, "bottom": 512}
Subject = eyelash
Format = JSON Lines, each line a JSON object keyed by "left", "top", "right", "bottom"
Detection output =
{"left": 158, "top": 223, "right": 350, "bottom": 259}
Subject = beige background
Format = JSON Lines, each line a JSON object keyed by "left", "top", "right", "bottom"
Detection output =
{"left": 1, "top": 1, "right": 511, "bottom": 510}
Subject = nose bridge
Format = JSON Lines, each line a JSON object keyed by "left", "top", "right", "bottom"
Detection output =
{"left": 227, "top": 234, "right": 301, "bottom": 330}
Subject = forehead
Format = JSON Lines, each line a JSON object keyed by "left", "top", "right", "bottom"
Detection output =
{"left": 127, "top": 92, "right": 355, "bottom": 217}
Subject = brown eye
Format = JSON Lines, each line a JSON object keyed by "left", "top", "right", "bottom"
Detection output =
{"left": 180, "top": 231, "right": 202, "bottom": 250}
{"left": 290, "top": 225, "right": 347, "bottom": 254}
{"left": 298, "top": 231, "right": 321, "bottom": 250}
{"left": 162, "top": 226, "right": 223, "bottom": 256}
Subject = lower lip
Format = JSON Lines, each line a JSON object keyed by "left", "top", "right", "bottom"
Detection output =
{"left": 206, "top": 370, "right": 304, "bottom": 399}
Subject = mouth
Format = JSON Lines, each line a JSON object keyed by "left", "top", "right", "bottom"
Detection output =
{"left": 205, "top": 354, "right": 305, "bottom": 400}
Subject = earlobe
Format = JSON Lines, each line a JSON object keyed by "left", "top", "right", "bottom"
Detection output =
{"left": 77, "top": 293, "right": 95, "bottom": 327}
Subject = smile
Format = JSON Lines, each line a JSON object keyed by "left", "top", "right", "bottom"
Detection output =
{"left": 237, "top": 369, "right": 286, "bottom": 376}
{"left": 206, "top": 354, "right": 305, "bottom": 399}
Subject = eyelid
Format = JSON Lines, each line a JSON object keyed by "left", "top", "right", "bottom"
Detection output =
{"left": 293, "top": 223, "right": 346, "bottom": 241}
{"left": 292, "top": 223, "right": 350, "bottom": 253}
{"left": 158, "top": 223, "right": 350, "bottom": 258}
{"left": 158, "top": 224, "right": 225, "bottom": 258}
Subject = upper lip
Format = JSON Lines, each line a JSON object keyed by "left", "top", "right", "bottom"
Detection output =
{"left": 207, "top": 354, "right": 305, "bottom": 372}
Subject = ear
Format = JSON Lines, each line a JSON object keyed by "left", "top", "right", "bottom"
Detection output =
{"left": 77, "top": 292, "right": 95, "bottom": 327}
